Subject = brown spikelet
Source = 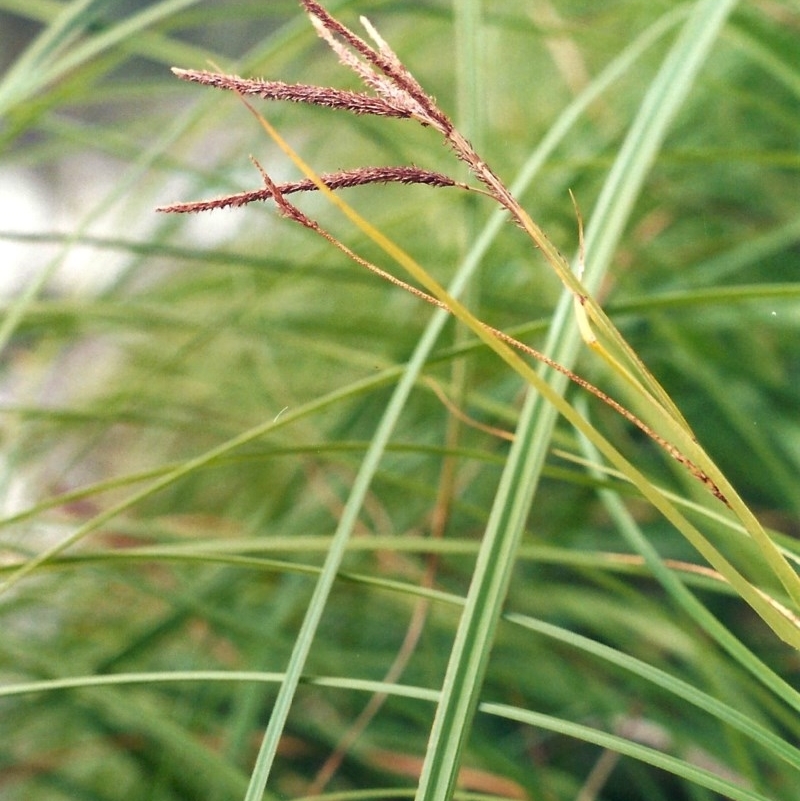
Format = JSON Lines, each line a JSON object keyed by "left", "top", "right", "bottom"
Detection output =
{"left": 157, "top": 166, "right": 471, "bottom": 214}
{"left": 171, "top": 68, "right": 417, "bottom": 120}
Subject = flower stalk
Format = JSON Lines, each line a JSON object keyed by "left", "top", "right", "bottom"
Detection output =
{"left": 158, "top": 0, "right": 729, "bottom": 504}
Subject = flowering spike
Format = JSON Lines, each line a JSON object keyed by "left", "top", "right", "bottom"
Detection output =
{"left": 157, "top": 166, "right": 472, "bottom": 214}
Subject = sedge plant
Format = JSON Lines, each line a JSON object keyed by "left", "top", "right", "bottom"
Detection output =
{"left": 1, "top": 1, "right": 799, "bottom": 800}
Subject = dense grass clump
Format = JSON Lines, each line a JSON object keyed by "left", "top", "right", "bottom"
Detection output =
{"left": 1, "top": 2, "right": 799, "bottom": 800}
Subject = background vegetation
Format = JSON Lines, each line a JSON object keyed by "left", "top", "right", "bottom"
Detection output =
{"left": 1, "top": 1, "right": 799, "bottom": 799}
